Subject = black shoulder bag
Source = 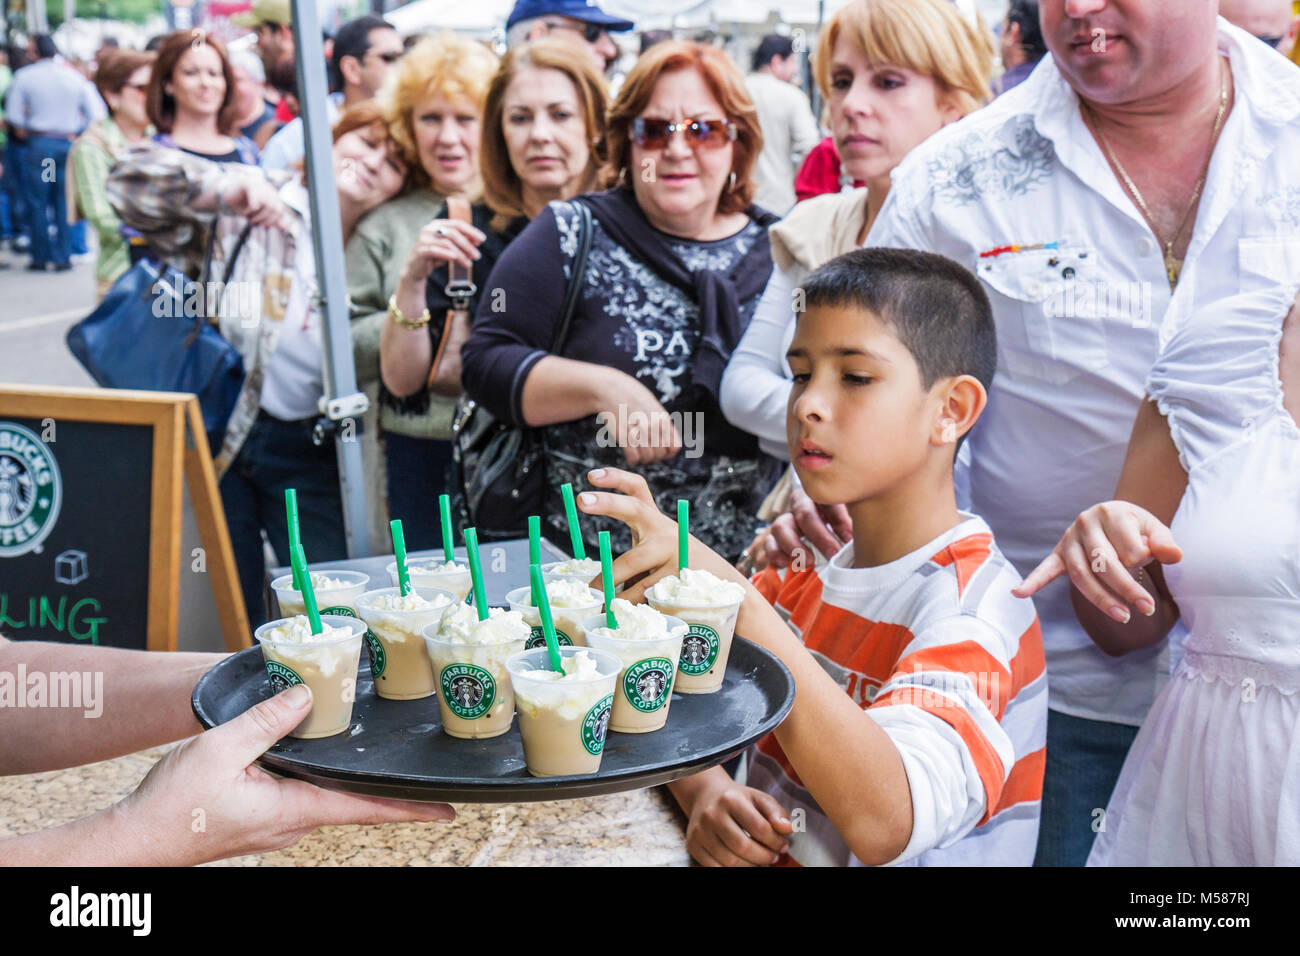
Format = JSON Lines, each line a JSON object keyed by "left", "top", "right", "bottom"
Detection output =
{"left": 452, "top": 199, "right": 594, "bottom": 540}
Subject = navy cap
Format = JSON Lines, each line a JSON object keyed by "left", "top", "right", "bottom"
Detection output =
{"left": 506, "top": 0, "right": 635, "bottom": 33}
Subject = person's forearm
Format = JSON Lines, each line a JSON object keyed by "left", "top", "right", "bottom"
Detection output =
{"left": 666, "top": 765, "right": 732, "bottom": 817}
{"left": 735, "top": 592, "right": 913, "bottom": 863}
{"left": 380, "top": 274, "right": 436, "bottom": 397}
{"left": 3, "top": 803, "right": 163, "bottom": 866}
{"left": 519, "top": 356, "right": 618, "bottom": 427}
{"left": 0, "top": 640, "right": 225, "bottom": 774}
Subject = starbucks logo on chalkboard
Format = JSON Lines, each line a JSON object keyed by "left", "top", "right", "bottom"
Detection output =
{"left": 440, "top": 663, "right": 496, "bottom": 719}
{"left": 265, "top": 660, "right": 303, "bottom": 694}
{"left": 525, "top": 626, "right": 573, "bottom": 650}
{"left": 0, "top": 422, "right": 62, "bottom": 558}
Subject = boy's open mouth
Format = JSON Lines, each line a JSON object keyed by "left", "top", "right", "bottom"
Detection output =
{"left": 796, "top": 440, "right": 833, "bottom": 469}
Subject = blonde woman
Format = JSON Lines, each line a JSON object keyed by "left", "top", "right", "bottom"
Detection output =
{"left": 346, "top": 32, "right": 498, "bottom": 549}
{"left": 719, "top": 0, "right": 993, "bottom": 460}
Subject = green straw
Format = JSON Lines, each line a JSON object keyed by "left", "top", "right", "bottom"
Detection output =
{"left": 599, "top": 531, "right": 616, "bottom": 629}
{"left": 464, "top": 527, "right": 489, "bottom": 621}
{"left": 439, "top": 494, "right": 454, "bottom": 565}
{"left": 390, "top": 519, "right": 411, "bottom": 597}
{"left": 289, "top": 542, "right": 322, "bottom": 634}
{"left": 560, "top": 482, "right": 586, "bottom": 559}
{"left": 530, "top": 563, "right": 565, "bottom": 674}
{"left": 285, "top": 489, "right": 302, "bottom": 590}
{"left": 677, "top": 499, "right": 689, "bottom": 573}
{"left": 528, "top": 516, "right": 541, "bottom": 605}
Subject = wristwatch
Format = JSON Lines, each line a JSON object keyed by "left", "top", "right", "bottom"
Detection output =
{"left": 388, "top": 292, "right": 431, "bottom": 329}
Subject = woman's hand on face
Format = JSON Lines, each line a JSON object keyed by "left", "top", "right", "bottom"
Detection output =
{"left": 577, "top": 467, "right": 749, "bottom": 602}
{"left": 596, "top": 374, "right": 683, "bottom": 466}
{"left": 1012, "top": 501, "right": 1183, "bottom": 622}
{"left": 401, "top": 218, "right": 486, "bottom": 284}
{"left": 220, "top": 174, "right": 293, "bottom": 232}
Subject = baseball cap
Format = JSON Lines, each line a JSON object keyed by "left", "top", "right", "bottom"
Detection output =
{"left": 506, "top": 0, "right": 635, "bottom": 33}
{"left": 233, "top": 0, "right": 293, "bottom": 28}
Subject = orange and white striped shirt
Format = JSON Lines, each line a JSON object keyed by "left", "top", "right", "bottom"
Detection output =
{"left": 745, "top": 514, "right": 1047, "bottom": 866}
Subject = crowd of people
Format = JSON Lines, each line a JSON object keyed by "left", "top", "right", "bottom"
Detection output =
{"left": 4, "top": 0, "right": 1300, "bottom": 869}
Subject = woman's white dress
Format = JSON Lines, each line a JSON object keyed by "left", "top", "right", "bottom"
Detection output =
{"left": 1089, "top": 281, "right": 1300, "bottom": 866}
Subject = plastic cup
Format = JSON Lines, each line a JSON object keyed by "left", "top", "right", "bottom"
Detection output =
{"left": 581, "top": 613, "right": 686, "bottom": 733}
{"left": 506, "top": 584, "right": 603, "bottom": 649}
{"left": 272, "top": 570, "right": 369, "bottom": 619}
{"left": 645, "top": 593, "right": 742, "bottom": 694}
{"left": 386, "top": 559, "right": 472, "bottom": 602}
{"left": 424, "top": 622, "right": 527, "bottom": 739}
{"left": 506, "top": 646, "right": 620, "bottom": 777}
{"left": 255, "top": 615, "right": 366, "bottom": 739}
{"left": 354, "top": 586, "right": 455, "bottom": 700}
{"left": 540, "top": 558, "right": 603, "bottom": 591}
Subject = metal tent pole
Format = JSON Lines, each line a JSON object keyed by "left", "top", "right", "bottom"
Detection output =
{"left": 290, "top": 0, "right": 372, "bottom": 559}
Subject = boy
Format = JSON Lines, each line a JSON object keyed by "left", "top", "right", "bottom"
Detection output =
{"left": 578, "top": 247, "right": 1046, "bottom": 866}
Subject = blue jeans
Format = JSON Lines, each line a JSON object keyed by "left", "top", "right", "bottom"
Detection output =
{"left": 23, "top": 135, "right": 72, "bottom": 266}
{"left": 219, "top": 412, "right": 348, "bottom": 628}
{"left": 2, "top": 140, "right": 31, "bottom": 239}
{"left": 1034, "top": 709, "right": 1139, "bottom": 867}
{"left": 385, "top": 433, "right": 455, "bottom": 551}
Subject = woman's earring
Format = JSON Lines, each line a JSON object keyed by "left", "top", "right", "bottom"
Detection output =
{"left": 728, "top": 171, "right": 737, "bottom": 191}
{"left": 618, "top": 166, "right": 629, "bottom": 187}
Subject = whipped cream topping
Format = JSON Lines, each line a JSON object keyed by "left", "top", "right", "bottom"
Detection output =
{"left": 366, "top": 590, "right": 452, "bottom": 612}
{"left": 545, "top": 557, "right": 602, "bottom": 578}
{"left": 590, "top": 598, "right": 687, "bottom": 642}
{"left": 646, "top": 567, "right": 745, "bottom": 607}
{"left": 519, "top": 580, "right": 602, "bottom": 609}
{"left": 435, "top": 603, "right": 530, "bottom": 645}
{"left": 283, "top": 571, "right": 354, "bottom": 593}
{"left": 526, "top": 649, "right": 603, "bottom": 682}
{"left": 264, "top": 615, "right": 352, "bottom": 644}
{"left": 406, "top": 559, "right": 468, "bottom": 575}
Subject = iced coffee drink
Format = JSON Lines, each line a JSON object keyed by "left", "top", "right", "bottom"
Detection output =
{"left": 582, "top": 599, "right": 687, "bottom": 733}
{"left": 255, "top": 614, "right": 366, "bottom": 739}
{"left": 424, "top": 603, "right": 529, "bottom": 739}
{"left": 272, "top": 570, "right": 369, "bottom": 619}
{"left": 506, "top": 646, "right": 620, "bottom": 777}
{"left": 645, "top": 568, "right": 746, "bottom": 694}
{"left": 541, "top": 557, "right": 603, "bottom": 590}
{"left": 506, "top": 581, "right": 603, "bottom": 649}
{"left": 386, "top": 558, "right": 472, "bottom": 602}
{"left": 354, "top": 586, "right": 454, "bottom": 700}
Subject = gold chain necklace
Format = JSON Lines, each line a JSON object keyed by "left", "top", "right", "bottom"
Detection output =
{"left": 1084, "top": 58, "right": 1228, "bottom": 290}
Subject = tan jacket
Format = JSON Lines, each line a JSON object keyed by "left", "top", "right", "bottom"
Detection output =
{"left": 768, "top": 187, "right": 871, "bottom": 279}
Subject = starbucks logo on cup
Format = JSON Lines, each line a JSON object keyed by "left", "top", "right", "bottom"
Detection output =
{"left": 525, "top": 626, "right": 573, "bottom": 650}
{"left": 441, "top": 663, "right": 496, "bottom": 719}
{"left": 364, "top": 629, "right": 386, "bottom": 678}
{"left": 322, "top": 606, "right": 356, "bottom": 617}
{"left": 678, "top": 624, "right": 719, "bottom": 675}
{"left": 624, "top": 657, "right": 673, "bottom": 712}
{"left": 0, "top": 422, "right": 62, "bottom": 558}
{"left": 582, "top": 694, "right": 613, "bottom": 755}
{"left": 265, "top": 660, "right": 303, "bottom": 694}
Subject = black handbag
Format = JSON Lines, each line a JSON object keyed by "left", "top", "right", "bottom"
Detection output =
{"left": 453, "top": 199, "right": 593, "bottom": 541}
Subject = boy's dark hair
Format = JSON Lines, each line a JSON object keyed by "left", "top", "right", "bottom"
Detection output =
{"left": 752, "top": 33, "right": 795, "bottom": 71}
{"left": 1007, "top": 0, "right": 1047, "bottom": 62}
{"left": 329, "top": 14, "right": 390, "bottom": 91}
{"left": 798, "top": 247, "right": 996, "bottom": 448}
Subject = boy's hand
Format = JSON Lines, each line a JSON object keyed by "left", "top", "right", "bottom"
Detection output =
{"left": 763, "top": 485, "right": 853, "bottom": 569}
{"left": 686, "top": 779, "right": 794, "bottom": 866}
{"left": 577, "top": 468, "right": 749, "bottom": 601}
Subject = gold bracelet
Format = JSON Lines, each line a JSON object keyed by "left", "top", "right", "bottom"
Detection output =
{"left": 388, "top": 292, "right": 431, "bottom": 329}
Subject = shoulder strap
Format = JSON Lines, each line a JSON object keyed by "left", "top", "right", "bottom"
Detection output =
{"left": 549, "top": 199, "right": 593, "bottom": 354}
{"left": 444, "top": 197, "right": 475, "bottom": 307}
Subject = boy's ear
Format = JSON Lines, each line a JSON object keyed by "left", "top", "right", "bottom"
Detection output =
{"left": 931, "top": 375, "right": 987, "bottom": 447}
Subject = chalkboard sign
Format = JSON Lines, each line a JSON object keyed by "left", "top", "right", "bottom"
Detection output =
{"left": 0, "top": 387, "right": 247, "bottom": 651}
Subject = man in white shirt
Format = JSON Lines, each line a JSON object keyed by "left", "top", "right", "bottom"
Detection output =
{"left": 766, "top": 3, "right": 1300, "bottom": 865}
{"left": 745, "top": 34, "right": 821, "bottom": 215}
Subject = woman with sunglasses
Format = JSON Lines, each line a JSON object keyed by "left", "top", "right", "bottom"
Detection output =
{"left": 720, "top": 0, "right": 992, "bottom": 467}
{"left": 460, "top": 41, "right": 780, "bottom": 558}
{"left": 68, "top": 48, "right": 155, "bottom": 300}
{"left": 378, "top": 40, "right": 608, "bottom": 537}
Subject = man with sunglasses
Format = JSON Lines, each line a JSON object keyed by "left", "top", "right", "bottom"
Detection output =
{"left": 505, "top": 0, "right": 634, "bottom": 75}
{"left": 260, "top": 14, "right": 403, "bottom": 172}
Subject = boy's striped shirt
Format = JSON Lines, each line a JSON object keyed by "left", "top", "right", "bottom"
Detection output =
{"left": 744, "top": 514, "right": 1047, "bottom": 866}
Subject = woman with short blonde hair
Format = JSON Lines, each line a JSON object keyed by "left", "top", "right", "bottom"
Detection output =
{"left": 721, "top": 0, "right": 994, "bottom": 462}
{"left": 347, "top": 31, "right": 499, "bottom": 549}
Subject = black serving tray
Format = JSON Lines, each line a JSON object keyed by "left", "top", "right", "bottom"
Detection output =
{"left": 192, "top": 638, "right": 794, "bottom": 803}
